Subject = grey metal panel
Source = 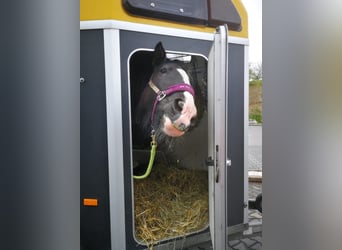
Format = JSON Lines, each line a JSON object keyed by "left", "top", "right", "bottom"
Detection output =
{"left": 122, "top": 0, "right": 241, "bottom": 30}
{"left": 227, "top": 43, "right": 245, "bottom": 226}
{"left": 80, "top": 30, "right": 111, "bottom": 250}
{"left": 207, "top": 0, "right": 242, "bottom": 30}
{"left": 243, "top": 45, "right": 249, "bottom": 224}
{"left": 123, "top": 0, "right": 208, "bottom": 25}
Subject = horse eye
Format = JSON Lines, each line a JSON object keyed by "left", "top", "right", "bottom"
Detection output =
{"left": 160, "top": 67, "right": 167, "bottom": 74}
{"left": 175, "top": 99, "right": 185, "bottom": 111}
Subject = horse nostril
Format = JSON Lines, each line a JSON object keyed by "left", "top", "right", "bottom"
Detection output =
{"left": 175, "top": 99, "right": 185, "bottom": 112}
{"left": 172, "top": 122, "right": 187, "bottom": 132}
{"left": 178, "top": 123, "right": 186, "bottom": 131}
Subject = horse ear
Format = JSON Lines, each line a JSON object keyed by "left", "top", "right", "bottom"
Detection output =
{"left": 152, "top": 42, "right": 166, "bottom": 67}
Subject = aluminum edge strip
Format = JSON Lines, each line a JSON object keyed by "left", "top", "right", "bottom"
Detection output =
{"left": 103, "top": 29, "right": 126, "bottom": 250}
{"left": 213, "top": 25, "right": 229, "bottom": 250}
{"left": 80, "top": 20, "right": 249, "bottom": 45}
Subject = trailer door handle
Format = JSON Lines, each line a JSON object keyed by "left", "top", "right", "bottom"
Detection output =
{"left": 206, "top": 156, "right": 214, "bottom": 167}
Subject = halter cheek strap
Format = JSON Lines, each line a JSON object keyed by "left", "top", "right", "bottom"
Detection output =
{"left": 149, "top": 80, "right": 195, "bottom": 125}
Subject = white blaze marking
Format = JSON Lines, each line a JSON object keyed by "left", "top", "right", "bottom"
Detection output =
{"left": 161, "top": 67, "right": 197, "bottom": 137}
{"left": 176, "top": 68, "right": 196, "bottom": 118}
{"left": 176, "top": 68, "right": 190, "bottom": 85}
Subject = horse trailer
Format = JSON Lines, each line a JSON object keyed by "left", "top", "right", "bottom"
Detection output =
{"left": 80, "top": 1, "right": 249, "bottom": 249}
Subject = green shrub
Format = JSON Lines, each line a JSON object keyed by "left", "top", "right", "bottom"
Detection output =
{"left": 249, "top": 108, "right": 262, "bottom": 123}
{"left": 249, "top": 79, "right": 262, "bottom": 87}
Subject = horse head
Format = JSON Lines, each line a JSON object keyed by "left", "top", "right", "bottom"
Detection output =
{"left": 134, "top": 42, "right": 202, "bottom": 148}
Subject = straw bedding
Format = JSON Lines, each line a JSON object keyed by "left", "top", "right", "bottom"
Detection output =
{"left": 133, "top": 164, "right": 209, "bottom": 246}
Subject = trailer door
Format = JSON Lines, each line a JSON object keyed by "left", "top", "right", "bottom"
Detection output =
{"left": 208, "top": 25, "right": 229, "bottom": 249}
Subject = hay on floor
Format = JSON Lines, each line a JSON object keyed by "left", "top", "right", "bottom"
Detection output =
{"left": 133, "top": 164, "right": 209, "bottom": 246}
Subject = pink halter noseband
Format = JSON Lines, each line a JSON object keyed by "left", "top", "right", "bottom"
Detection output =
{"left": 148, "top": 80, "right": 195, "bottom": 126}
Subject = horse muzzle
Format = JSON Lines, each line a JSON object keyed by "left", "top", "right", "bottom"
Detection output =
{"left": 162, "top": 117, "right": 186, "bottom": 137}
{"left": 172, "top": 122, "right": 188, "bottom": 132}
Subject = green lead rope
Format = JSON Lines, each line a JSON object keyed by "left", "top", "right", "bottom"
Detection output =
{"left": 133, "top": 132, "right": 157, "bottom": 179}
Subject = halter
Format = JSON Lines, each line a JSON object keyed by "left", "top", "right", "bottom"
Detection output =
{"left": 149, "top": 80, "right": 195, "bottom": 126}
{"left": 133, "top": 80, "right": 195, "bottom": 180}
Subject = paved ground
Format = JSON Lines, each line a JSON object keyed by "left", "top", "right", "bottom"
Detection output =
{"left": 248, "top": 125, "right": 262, "bottom": 171}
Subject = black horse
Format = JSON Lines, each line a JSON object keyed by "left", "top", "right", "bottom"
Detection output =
{"left": 131, "top": 42, "right": 205, "bottom": 151}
